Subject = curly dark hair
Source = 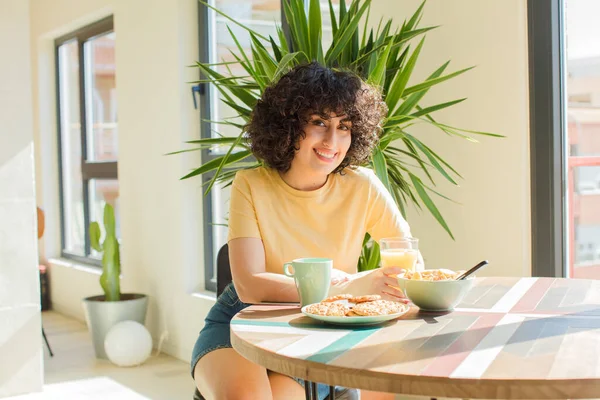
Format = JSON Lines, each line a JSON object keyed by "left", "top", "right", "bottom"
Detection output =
{"left": 244, "top": 62, "right": 388, "bottom": 174}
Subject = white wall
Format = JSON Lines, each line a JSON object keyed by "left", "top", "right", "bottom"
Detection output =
{"left": 0, "top": 0, "right": 43, "bottom": 397}
{"left": 30, "top": 0, "right": 531, "bottom": 368}
{"left": 31, "top": 0, "right": 213, "bottom": 363}
{"left": 369, "top": 0, "right": 531, "bottom": 278}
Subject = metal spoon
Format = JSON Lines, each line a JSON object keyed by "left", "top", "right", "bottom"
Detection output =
{"left": 455, "top": 260, "right": 489, "bottom": 280}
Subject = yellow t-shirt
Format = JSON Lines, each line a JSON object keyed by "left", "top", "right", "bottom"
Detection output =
{"left": 227, "top": 166, "right": 412, "bottom": 274}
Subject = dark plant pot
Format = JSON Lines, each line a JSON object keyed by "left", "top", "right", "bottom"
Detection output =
{"left": 82, "top": 293, "right": 148, "bottom": 359}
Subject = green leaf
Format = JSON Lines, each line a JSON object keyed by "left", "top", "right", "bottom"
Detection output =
{"left": 284, "top": 0, "right": 310, "bottom": 52}
{"left": 386, "top": 38, "right": 424, "bottom": 112}
{"left": 273, "top": 52, "right": 303, "bottom": 81}
{"left": 403, "top": 66, "right": 475, "bottom": 97}
{"left": 249, "top": 33, "right": 277, "bottom": 80}
{"left": 165, "top": 137, "right": 245, "bottom": 156}
{"left": 196, "top": 60, "right": 258, "bottom": 109}
{"left": 308, "top": 0, "right": 322, "bottom": 60}
{"left": 392, "top": 61, "right": 451, "bottom": 117}
{"left": 180, "top": 149, "right": 252, "bottom": 181}
{"left": 276, "top": 25, "right": 290, "bottom": 54}
{"left": 164, "top": 147, "right": 203, "bottom": 156}
{"left": 435, "top": 122, "right": 506, "bottom": 138}
{"left": 269, "top": 35, "right": 283, "bottom": 62}
{"left": 204, "top": 133, "right": 247, "bottom": 196}
{"left": 325, "top": 0, "right": 370, "bottom": 63}
{"left": 405, "top": 133, "right": 458, "bottom": 185}
{"left": 372, "top": 146, "right": 391, "bottom": 193}
{"left": 361, "top": 2, "right": 370, "bottom": 48}
{"left": 201, "top": 119, "right": 245, "bottom": 129}
{"left": 225, "top": 26, "right": 265, "bottom": 89}
{"left": 387, "top": 98, "right": 466, "bottom": 127}
{"left": 221, "top": 98, "right": 252, "bottom": 118}
{"left": 402, "top": 136, "right": 434, "bottom": 184}
{"left": 406, "top": 1, "right": 426, "bottom": 30}
{"left": 351, "top": 26, "right": 436, "bottom": 68}
{"left": 409, "top": 173, "right": 455, "bottom": 239}
{"left": 339, "top": 0, "right": 348, "bottom": 27}
{"left": 328, "top": 0, "right": 338, "bottom": 37}
{"left": 369, "top": 42, "right": 393, "bottom": 87}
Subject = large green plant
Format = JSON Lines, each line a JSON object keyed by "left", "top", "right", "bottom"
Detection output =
{"left": 176, "top": 0, "right": 499, "bottom": 271}
{"left": 89, "top": 203, "right": 121, "bottom": 301}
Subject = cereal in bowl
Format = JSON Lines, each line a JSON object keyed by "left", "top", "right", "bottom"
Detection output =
{"left": 305, "top": 302, "right": 350, "bottom": 317}
{"left": 353, "top": 300, "right": 408, "bottom": 316}
{"left": 399, "top": 269, "right": 466, "bottom": 281}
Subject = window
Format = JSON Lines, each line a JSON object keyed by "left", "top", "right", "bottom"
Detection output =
{"left": 528, "top": 0, "right": 600, "bottom": 280}
{"left": 56, "top": 16, "right": 119, "bottom": 266}
{"left": 198, "top": 1, "right": 340, "bottom": 291}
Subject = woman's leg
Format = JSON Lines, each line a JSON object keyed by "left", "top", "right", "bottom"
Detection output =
{"left": 361, "top": 390, "right": 396, "bottom": 400}
{"left": 267, "top": 371, "right": 306, "bottom": 400}
{"left": 194, "top": 348, "right": 306, "bottom": 400}
{"left": 194, "top": 348, "right": 272, "bottom": 400}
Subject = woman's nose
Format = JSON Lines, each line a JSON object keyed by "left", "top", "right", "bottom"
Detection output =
{"left": 323, "top": 126, "right": 337, "bottom": 148}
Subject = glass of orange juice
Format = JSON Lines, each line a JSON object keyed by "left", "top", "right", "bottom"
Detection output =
{"left": 380, "top": 237, "right": 419, "bottom": 271}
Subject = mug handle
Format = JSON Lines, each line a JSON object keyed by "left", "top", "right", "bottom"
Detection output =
{"left": 283, "top": 262, "right": 294, "bottom": 277}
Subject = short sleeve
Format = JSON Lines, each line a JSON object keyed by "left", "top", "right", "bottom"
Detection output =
{"left": 365, "top": 170, "right": 412, "bottom": 242}
{"left": 227, "top": 172, "right": 262, "bottom": 241}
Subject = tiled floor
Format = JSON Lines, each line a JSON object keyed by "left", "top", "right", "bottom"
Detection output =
{"left": 21, "top": 311, "right": 195, "bottom": 400}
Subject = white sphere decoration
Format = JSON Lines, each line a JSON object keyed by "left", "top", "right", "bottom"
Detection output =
{"left": 104, "top": 320, "right": 152, "bottom": 367}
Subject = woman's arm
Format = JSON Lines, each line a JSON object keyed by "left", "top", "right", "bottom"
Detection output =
{"left": 228, "top": 237, "right": 298, "bottom": 304}
{"left": 229, "top": 238, "right": 350, "bottom": 303}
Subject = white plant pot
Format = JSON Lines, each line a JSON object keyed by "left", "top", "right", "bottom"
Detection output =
{"left": 82, "top": 294, "right": 148, "bottom": 359}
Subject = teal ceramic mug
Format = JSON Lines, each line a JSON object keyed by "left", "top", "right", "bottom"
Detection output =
{"left": 283, "top": 258, "right": 332, "bottom": 307}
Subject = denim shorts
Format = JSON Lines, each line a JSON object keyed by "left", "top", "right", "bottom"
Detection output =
{"left": 191, "top": 283, "right": 355, "bottom": 400}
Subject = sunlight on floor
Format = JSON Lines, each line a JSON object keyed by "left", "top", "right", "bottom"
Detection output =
{"left": 24, "top": 311, "right": 195, "bottom": 400}
{"left": 5, "top": 376, "right": 149, "bottom": 399}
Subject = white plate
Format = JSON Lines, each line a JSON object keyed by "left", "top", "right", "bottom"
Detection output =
{"left": 301, "top": 304, "right": 410, "bottom": 326}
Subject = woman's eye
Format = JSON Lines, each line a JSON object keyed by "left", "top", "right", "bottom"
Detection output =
{"left": 312, "top": 120, "right": 326, "bottom": 127}
{"left": 339, "top": 125, "right": 350, "bottom": 131}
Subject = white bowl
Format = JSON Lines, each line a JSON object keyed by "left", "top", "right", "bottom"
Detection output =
{"left": 397, "top": 276, "right": 474, "bottom": 311}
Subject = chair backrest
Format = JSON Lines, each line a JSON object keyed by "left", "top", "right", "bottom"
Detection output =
{"left": 216, "top": 243, "right": 232, "bottom": 298}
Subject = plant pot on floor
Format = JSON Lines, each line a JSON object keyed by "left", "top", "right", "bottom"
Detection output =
{"left": 82, "top": 293, "right": 148, "bottom": 359}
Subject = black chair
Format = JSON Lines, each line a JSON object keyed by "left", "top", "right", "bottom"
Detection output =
{"left": 216, "top": 243, "right": 232, "bottom": 297}
{"left": 193, "top": 244, "right": 231, "bottom": 400}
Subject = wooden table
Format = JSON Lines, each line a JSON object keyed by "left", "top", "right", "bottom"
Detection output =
{"left": 230, "top": 277, "right": 600, "bottom": 399}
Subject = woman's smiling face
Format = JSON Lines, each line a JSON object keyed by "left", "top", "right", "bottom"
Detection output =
{"left": 289, "top": 112, "right": 352, "bottom": 177}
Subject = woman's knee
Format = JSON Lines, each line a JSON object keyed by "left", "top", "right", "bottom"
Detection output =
{"left": 194, "top": 348, "right": 273, "bottom": 400}
{"left": 268, "top": 371, "right": 305, "bottom": 400}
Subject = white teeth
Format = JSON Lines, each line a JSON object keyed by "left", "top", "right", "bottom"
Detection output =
{"left": 315, "top": 150, "right": 335, "bottom": 159}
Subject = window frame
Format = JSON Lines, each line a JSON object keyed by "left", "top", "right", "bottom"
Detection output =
{"left": 55, "top": 16, "right": 118, "bottom": 267}
{"left": 527, "top": 0, "right": 567, "bottom": 277}
{"left": 197, "top": 2, "right": 292, "bottom": 292}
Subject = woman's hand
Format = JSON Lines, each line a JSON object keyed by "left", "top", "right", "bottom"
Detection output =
{"left": 331, "top": 268, "right": 351, "bottom": 285}
{"left": 330, "top": 267, "right": 409, "bottom": 303}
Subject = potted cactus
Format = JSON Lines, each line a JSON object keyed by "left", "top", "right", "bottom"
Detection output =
{"left": 82, "top": 203, "right": 148, "bottom": 359}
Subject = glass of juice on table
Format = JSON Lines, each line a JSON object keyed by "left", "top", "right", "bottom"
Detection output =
{"left": 380, "top": 237, "right": 419, "bottom": 271}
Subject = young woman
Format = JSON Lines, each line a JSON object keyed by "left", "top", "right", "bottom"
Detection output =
{"left": 192, "top": 62, "right": 423, "bottom": 400}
